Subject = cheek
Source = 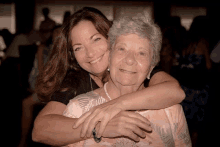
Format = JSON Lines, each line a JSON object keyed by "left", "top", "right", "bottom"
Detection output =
{"left": 109, "top": 53, "right": 123, "bottom": 68}
{"left": 137, "top": 59, "right": 151, "bottom": 73}
{"left": 98, "top": 40, "right": 108, "bottom": 51}
{"left": 74, "top": 52, "right": 84, "bottom": 64}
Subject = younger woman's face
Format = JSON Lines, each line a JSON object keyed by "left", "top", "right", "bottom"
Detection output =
{"left": 71, "top": 21, "right": 109, "bottom": 77}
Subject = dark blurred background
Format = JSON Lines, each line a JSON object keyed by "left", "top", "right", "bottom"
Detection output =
{"left": 0, "top": 0, "right": 220, "bottom": 147}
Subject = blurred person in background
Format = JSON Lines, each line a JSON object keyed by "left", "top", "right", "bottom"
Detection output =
{"left": 178, "top": 15, "right": 212, "bottom": 147}
{"left": 159, "top": 16, "right": 187, "bottom": 76}
{"left": 0, "top": 36, "right": 6, "bottom": 65}
{"left": 0, "top": 29, "right": 15, "bottom": 49}
{"left": 0, "top": 35, "right": 6, "bottom": 51}
{"left": 0, "top": 27, "right": 42, "bottom": 94}
{"left": 210, "top": 40, "right": 220, "bottom": 63}
{"left": 39, "top": 7, "right": 56, "bottom": 43}
{"left": 159, "top": 26, "right": 174, "bottom": 74}
{"left": 18, "top": 9, "right": 68, "bottom": 145}
{"left": 63, "top": 11, "right": 71, "bottom": 24}
{"left": 2, "top": 28, "right": 42, "bottom": 61}
{"left": 18, "top": 26, "right": 61, "bottom": 147}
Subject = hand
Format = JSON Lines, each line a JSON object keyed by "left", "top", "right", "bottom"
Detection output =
{"left": 73, "top": 99, "right": 124, "bottom": 138}
{"left": 96, "top": 111, "right": 152, "bottom": 142}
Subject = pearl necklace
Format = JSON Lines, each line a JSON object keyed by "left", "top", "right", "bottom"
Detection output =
{"left": 104, "top": 82, "right": 112, "bottom": 101}
{"left": 89, "top": 75, "right": 93, "bottom": 91}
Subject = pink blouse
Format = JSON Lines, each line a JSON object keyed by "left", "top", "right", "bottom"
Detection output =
{"left": 63, "top": 91, "right": 192, "bottom": 147}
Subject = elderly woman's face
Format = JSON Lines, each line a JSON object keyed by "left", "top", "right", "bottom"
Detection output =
{"left": 109, "top": 34, "right": 153, "bottom": 87}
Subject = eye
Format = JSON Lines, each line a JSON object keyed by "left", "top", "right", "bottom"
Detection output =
{"left": 74, "top": 47, "right": 81, "bottom": 52}
{"left": 94, "top": 37, "right": 101, "bottom": 41}
{"left": 118, "top": 47, "right": 125, "bottom": 51}
{"left": 138, "top": 51, "right": 147, "bottom": 56}
{"left": 139, "top": 52, "right": 145, "bottom": 56}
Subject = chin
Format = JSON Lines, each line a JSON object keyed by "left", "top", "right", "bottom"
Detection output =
{"left": 117, "top": 81, "right": 136, "bottom": 86}
{"left": 92, "top": 68, "right": 107, "bottom": 76}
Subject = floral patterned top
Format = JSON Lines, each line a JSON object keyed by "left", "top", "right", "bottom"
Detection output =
{"left": 63, "top": 91, "right": 192, "bottom": 147}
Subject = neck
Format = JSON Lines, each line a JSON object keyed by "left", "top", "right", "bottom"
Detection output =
{"left": 90, "top": 74, "right": 103, "bottom": 87}
{"left": 106, "top": 79, "right": 144, "bottom": 100}
{"left": 90, "top": 71, "right": 110, "bottom": 88}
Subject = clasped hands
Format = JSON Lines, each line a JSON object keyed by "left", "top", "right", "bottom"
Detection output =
{"left": 73, "top": 100, "right": 152, "bottom": 142}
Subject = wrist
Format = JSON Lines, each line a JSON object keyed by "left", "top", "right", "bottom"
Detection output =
{"left": 116, "top": 96, "right": 127, "bottom": 111}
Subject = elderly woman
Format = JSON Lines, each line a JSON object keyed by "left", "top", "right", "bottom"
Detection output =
{"left": 63, "top": 13, "right": 191, "bottom": 146}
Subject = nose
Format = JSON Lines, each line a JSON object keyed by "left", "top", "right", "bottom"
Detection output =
{"left": 85, "top": 45, "right": 95, "bottom": 58}
{"left": 124, "top": 51, "right": 137, "bottom": 65}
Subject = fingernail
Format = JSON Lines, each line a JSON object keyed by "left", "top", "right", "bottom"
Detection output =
{"left": 72, "top": 125, "right": 76, "bottom": 128}
{"left": 136, "top": 138, "right": 140, "bottom": 142}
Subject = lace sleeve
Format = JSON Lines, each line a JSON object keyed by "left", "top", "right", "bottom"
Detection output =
{"left": 63, "top": 92, "right": 107, "bottom": 118}
{"left": 166, "top": 105, "right": 192, "bottom": 147}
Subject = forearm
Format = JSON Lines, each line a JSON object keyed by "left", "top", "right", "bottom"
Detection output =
{"left": 32, "top": 114, "right": 91, "bottom": 146}
{"left": 119, "top": 81, "right": 185, "bottom": 111}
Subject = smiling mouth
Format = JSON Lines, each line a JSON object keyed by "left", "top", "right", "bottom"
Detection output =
{"left": 119, "top": 69, "right": 136, "bottom": 74}
{"left": 90, "top": 55, "right": 104, "bottom": 64}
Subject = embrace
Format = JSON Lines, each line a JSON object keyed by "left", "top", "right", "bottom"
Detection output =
{"left": 63, "top": 12, "right": 191, "bottom": 147}
{"left": 32, "top": 7, "right": 191, "bottom": 147}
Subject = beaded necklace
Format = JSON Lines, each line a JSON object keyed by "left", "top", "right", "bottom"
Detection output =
{"left": 104, "top": 82, "right": 112, "bottom": 101}
{"left": 89, "top": 75, "right": 93, "bottom": 91}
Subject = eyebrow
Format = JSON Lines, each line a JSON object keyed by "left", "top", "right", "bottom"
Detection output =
{"left": 139, "top": 47, "right": 148, "bottom": 51}
{"left": 115, "top": 43, "right": 127, "bottom": 47}
{"left": 115, "top": 43, "right": 148, "bottom": 52}
{"left": 72, "top": 43, "right": 81, "bottom": 49}
{"left": 90, "top": 33, "right": 100, "bottom": 39}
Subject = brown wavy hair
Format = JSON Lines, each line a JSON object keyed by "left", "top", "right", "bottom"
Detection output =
{"left": 35, "top": 7, "right": 112, "bottom": 102}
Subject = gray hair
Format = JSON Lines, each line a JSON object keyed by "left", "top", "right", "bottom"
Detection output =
{"left": 108, "top": 13, "right": 162, "bottom": 66}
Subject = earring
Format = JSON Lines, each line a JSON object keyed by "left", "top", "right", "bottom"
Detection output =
{"left": 107, "top": 68, "right": 110, "bottom": 71}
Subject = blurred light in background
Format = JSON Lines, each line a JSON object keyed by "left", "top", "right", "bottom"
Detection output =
{"left": 114, "top": 2, "right": 153, "bottom": 20}
{"left": 0, "top": 36, "right": 6, "bottom": 50}
{"left": 0, "top": 2, "right": 208, "bottom": 34}
{"left": 34, "top": 2, "right": 153, "bottom": 29}
{"left": 74, "top": 4, "right": 114, "bottom": 21}
{"left": 34, "top": 3, "right": 114, "bottom": 30}
{"left": 0, "top": 3, "right": 16, "bottom": 34}
{"left": 171, "top": 6, "right": 207, "bottom": 30}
